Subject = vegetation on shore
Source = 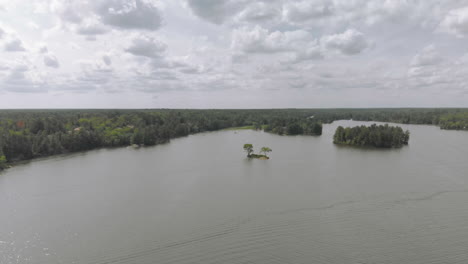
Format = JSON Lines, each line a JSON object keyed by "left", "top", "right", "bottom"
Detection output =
{"left": 243, "top": 144, "right": 272, "bottom": 159}
{"left": 2, "top": 108, "right": 468, "bottom": 169}
{"left": 333, "top": 124, "right": 410, "bottom": 148}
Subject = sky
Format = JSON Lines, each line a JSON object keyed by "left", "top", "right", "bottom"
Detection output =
{"left": 0, "top": 0, "right": 468, "bottom": 108}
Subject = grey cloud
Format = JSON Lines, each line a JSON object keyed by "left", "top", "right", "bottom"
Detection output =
{"left": 321, "top": 29, "right": 369, "bottom": 55}
{"left": 4, "top": 38, "right": 26, "bottom": 52}
{"left": 39, "top": 45, "right": 48, "bottom": 53}
{"left": 50, "top": 0, "right": 84, "bottom": 23}
{"left": 2, "top": 65, "right": 47, "bottom": 93}
{"left": 283, "top": 0, "right": 333, "bottom": 23}
{"left": 125, "top": 34, "right": 167, "bottom": 58}
{"left": 439, "top": 7, "right": 468, "bottom": 37}
{"left": 102, "top": 55, "right": 112, "bottom": 65}
{"left": 235, "top": 2, "right": 282, "bottom": 23}
{"left": 94, "top": 0, "right": 162, "bottom": 30}
{"left": 186, "top": 0, "right": 244, "bottom": 24}
{"left": 410, "top": 45, "right": 442, "bottom": 67}
{"left": 0, "top": 27, "right": 4, "bottom": 39}
{"left": 76, "top": 21, "right": 108, "bottom": 35}
{"left": 44, "top": 54, "right": 60, "bottom": 68}
{"left": 231, "top": 26, "right": 311, "bottom": 54}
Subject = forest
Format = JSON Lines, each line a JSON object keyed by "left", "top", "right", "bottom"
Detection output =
{"left": 333, "top": 124, "right": 410, "bottom": 148}
{"left": 0, "top": 109, "right": 322, "bottom": 168}
{"left": 1, "top": 108, "right": 468, "bottom": 169}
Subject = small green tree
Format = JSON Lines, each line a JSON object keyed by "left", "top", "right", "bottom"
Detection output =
{"left": 260, "top": 147, "right": 272, "bottom": 157}
{"left": 243, "top": 144, "right": 254, "bottom": 157}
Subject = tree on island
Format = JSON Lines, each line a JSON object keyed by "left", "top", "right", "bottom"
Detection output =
{"left": 260, "top": 147, "right": 272, "bottom": 157}
{"left": 243, "top": 144, "right": 254, "bottom": 157}
{"left": 333, "top": 124, "right": 410, "bottom": 148}
{"left": 243, "top": 144, "right": 272, "bottom": 159}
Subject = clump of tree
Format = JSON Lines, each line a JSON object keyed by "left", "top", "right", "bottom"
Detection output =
{"left": 439, "top": 112, "right": 468, "bottom": 130}
{"left": 263, "top": 118, "right": 322, "bottom": 136}
{"left": 243, "top": 144, "right": 254, "bottom": 157}
{"left": 333, "top": 124, "right": 410, "bottom": 148}
{"left": 3, "top": 108, "right": 468, "bottom": 169}
{"left": 243, "top": 144, "right": 272, "bottom": 159}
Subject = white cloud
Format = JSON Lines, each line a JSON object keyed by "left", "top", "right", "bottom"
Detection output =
{"left": 231, "top": 25, "right": 313, "bottom": 54}
{"left": 75, "top": 19, "right": 109, "bottom": 35}
{"left": 1, "top": 0, "right": 468, "bottom": 107}
{"left": 410, "top": 45, "right": 443, "bottom": 67}
{"left": 439, "top": 7, "right": 468, "bottom": 38}
{"left": 1, "top": 63, "right": 47, "bottom": 93}
{"left": 283, "top": 0, "right": 333, "bottom": 23}
{"left": 125, "top": 34, "right": 167, "bottom": 58}
{"left": 93, "top": 0, "right": 163, "bottom": 30}
{"left": 186, "top": 0, "right": 245, "bottom": 24}
{"left": 234, "top": 2, "right": 282, "bottom": 24}
{"left": 321, "top": 29, "right": 370, "bottom": 55}
{"left": 38, "top": 44, "right": 48, "bottom": 53}
{"left": 51, "top": 0, "right": 163, "bottom": 34}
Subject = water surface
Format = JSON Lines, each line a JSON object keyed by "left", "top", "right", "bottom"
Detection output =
{"left": 1, "top": 120, "right": 468, "bottom": 264}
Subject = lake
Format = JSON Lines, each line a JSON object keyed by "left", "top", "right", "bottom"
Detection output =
{"left": 1, "top": 120, "right": 468, "bottom": 264}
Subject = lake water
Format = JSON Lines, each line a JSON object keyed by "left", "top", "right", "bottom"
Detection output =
{"left": 1, "top": 120, "right": 468, "bottom": 264}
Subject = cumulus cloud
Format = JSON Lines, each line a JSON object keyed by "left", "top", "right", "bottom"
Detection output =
{"left": 231, "top": 25, "right": 312, "bottom": 54}
{"left": 410, "top": 45, "right": 443, "bottom": 67}
{"left": 51, "top": 0, "right": 163, "bottom": 35}
{"left": 321, "top": 29, "right": 369, "bottom": 55}
{"left": 439, "top": 7, "right": 468, "bottom": 37}
{"left": 38, "top": 44, "right": 48, "bottom": 53}
{"left": 93, "top": 0, "right": 163, "bottom": 30}
{"left": 125, "top": 34, "right": 167, "bottom": 58}
{"left": 283, "top": 0, "right": 333, "bottom": 23}
{"left": 75, "top": 20, "right": 108, "bottom": 35}
{"left": 44, "top": 54, "right": 60, "bottom": 68}
{"left": 50, "top": 0, "right": 84, "bottom": 24}
{"left": 1, "top": 64, "right": 47, "bottom": 93}
{"left": 102, "top": 54, "right": 112, "bottom": 65}
{"left": 234, "top": 2, "right": 282, "bottom": 24}
{"left": 4, "top": 38, "right": 26, "bottom": 52}
{"left": 186, "top": 0, "right": 245, "bottom": 24}
{"left": 0, "top": 27, "right": 4, "bottom": 39}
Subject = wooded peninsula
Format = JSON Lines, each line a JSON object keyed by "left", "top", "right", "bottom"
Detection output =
{"left": 1, "top": 108, "right": 468, "bottom": 170}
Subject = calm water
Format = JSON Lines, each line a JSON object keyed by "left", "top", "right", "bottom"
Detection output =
{"left": 1, "top": 120, "right": 468, "bottom": 264}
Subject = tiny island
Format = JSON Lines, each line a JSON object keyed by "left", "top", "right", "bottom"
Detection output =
{"left": 333, "top": 124, "right": 410, "bottom": 148}
{"left": 243, "top": 144, "right": 272, "bottom": 160}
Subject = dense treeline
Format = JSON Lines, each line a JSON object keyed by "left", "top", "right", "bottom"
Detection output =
{"left": 439, "top": 112, "right": 468, "bottom": 130}
{"left": 2, "top": 108, "right": 468, "bottom": 169}
{"left": 304, "top": 108, "right": 468, "bottom": 131}
{"left": 263, "top": 118, "right": 322, "bottom": 135}
{"left": 0, "top": 109, "right": 322, "bottom": 168}
{"left": 333, "top": 124, "right": 410, "bottom": 148}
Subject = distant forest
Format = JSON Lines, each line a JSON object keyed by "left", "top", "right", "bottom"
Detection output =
{"left": 1, "top": 108, "right": 468, "bottom": 169}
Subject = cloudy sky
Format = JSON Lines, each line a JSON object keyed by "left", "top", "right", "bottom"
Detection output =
{"left": 0, "top": 0, "right": 468, "bottom": 108}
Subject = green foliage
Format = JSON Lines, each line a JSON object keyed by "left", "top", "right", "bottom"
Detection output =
{"left": 0, "top": 155, "right": 7, "bottom": 170}
{"left": 260, "top": 147, "right": 272, "bottom": 157}
{"left": 264, "top": 118, "right": 322, "bottom": 136}
{"left": 439, "top": 112, "right": 468, "bottom": 130}
{"left": 333, "top": 124, "right": 410, "bottom": 148}
{"left": 1, "top": 108, "right": 468, "bottom": 167}
{"left": 243, "top": 144, "right": 254, "bottom": 157}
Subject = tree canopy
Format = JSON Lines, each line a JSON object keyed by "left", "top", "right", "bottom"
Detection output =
{"left": 243, "top": 144, "right": 254, "bottom": 157}
{"left": 333, "top": 124, "right": 410, "bottom": 148}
